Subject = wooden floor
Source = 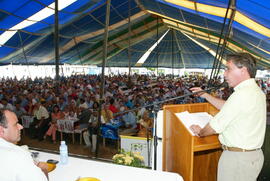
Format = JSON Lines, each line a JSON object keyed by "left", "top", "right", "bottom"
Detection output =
{"left": 19, "top": 131, "right": 118, "bottom": 161}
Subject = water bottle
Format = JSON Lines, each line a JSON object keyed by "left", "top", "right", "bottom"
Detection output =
{"left": 59, "top": 141, "right": 68, "bottom": 165}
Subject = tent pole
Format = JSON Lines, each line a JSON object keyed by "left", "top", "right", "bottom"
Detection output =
{"left": 208, "top": 0, "right": 233, "bottom": 87}
{"left": 173, "top": 30, "right": 185, "bottom": 69}
{"left": 214, "top": 0, "right": 236, "bottom": 79}
{"left": 156, "top": 16, "right": 159, "bottom": 76}
{"left": 171, "top": 29, "right": 174, "bottom": 78}
{"left": 128, "top": 0, "right": 132, "bottom": 86}
{"left": 96, "top": 0, "right": 111, "bottom": 158}
{"left": 73, "top": 38, "right": 83, "bottom": 65}
{"left": 73, "top": 38, "right": 85, "bottom": 74}
{"left": 18, "top": 31, "right": 31, "bottom": 78}
{"left": 54, "top": 0, "right": 60, "bottom": 90}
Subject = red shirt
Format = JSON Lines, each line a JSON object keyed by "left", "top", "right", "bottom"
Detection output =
{"left": 109, "top": 104, "right": 118, "bottom": 113}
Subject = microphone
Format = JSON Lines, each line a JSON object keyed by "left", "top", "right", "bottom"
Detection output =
{"left": 205, "top": 81, "right": 227, "bottom": 93}
{"left": 215, "top": 81, "right": 227, "bottom": 89}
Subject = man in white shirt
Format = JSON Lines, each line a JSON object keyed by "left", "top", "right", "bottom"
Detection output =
{"left": 0, "top": 108, "right": 48, "bottom": 181}
{"left": 190, "top": 53, "right": 266, "bottom": 181}
{"left": 30, "top": 101, "right": 50, "bottom": 140}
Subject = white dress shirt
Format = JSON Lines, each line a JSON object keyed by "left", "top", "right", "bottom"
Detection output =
{"left": 0, "top": 138, "right": 47, "bottom": 181}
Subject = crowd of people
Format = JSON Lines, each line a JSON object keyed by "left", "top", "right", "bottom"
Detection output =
{"left": 0, "top": 73, "right": 267, "bottom": 147}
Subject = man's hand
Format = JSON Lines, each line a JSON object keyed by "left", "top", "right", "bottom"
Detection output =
{"left": 190, "top": 87, "right": 225, "bottom": 110}
{"left": 36, "top": 162, "right": 49, "bottom": 179}
{"left": 189, "top": 87, "right": 206, "bottom": 98}
{"left": 190, "top": 123, "right": 216, "bottom": 137}
{"left": 37, "top": 162, "right": 48, "bottom": 173}
{"left": 190, "top": 124, "right": 202, "bottom": 137}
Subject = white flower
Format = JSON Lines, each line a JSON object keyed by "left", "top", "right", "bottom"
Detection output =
{"left": 134, "top": 154, "right": 144, "bottom": 161}
{"left": 117, "top": 159, "right": 123, "bottom": 164}
{"left": 124, "top": 156, "right": 134, "bottom": 165}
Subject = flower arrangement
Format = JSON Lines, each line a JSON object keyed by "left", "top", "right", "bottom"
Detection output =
{"left": 112, "top": 149, "right": 145, "bottom": 168}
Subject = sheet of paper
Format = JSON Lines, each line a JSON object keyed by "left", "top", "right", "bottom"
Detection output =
{"left": 175, "top": 111, "right": 213, "bottom": 136}
{"left": 191, "top": 112, "right": 213, "bottom": 128}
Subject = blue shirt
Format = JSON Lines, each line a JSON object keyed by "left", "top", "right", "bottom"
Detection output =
{"left": 122, "top": 112, "right": 137, "bottom": 129}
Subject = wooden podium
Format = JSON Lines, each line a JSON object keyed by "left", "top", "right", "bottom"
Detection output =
{"left": 162, "top": 103, "right": 222, "bottom": 181}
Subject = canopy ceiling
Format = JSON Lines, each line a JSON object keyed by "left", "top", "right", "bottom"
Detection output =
{"left": 0, "top": 0, "right": 269, "bottom": 69}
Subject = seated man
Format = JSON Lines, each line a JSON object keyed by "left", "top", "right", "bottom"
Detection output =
{"left": 83, "top": 111, "right": 98, "bottom": 153}
{"left": 76, "top": 105, "right": 91, "bottom": 129}
{"left": 119, "top": 106, "right": 137, "bottom": 135}
{"left": 29, "top": 101, "right": 50, "bottom": 141}
{"left": 13, "top": 101, "right": 27, "bottom": 123}
{"left": 137, "top": 110, "right": 153, "bottom": 138}
{"left": 0, "top": 108, "right": 48, "bottom": 181}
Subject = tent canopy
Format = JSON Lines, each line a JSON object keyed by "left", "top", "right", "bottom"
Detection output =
{"left": 0, "top": 0, "right": 269, "bottom": 69}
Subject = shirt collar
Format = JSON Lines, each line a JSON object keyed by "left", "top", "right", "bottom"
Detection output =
{"left": 234, "top": 78, "right": 255, "bottom": 91}
{"left": 0, "top": 137, "right": 13, "bottom": 147}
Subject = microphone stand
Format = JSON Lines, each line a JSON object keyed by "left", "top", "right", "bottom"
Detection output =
{"left": 146, "top": 125, "right": 150, "bottom": 167}
{"left": 152, "top": 104, "right": 159, "bottom": 170}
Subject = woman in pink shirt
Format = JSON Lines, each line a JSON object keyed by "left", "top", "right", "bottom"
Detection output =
{"left": 44, "top": 105, "right": 64, "bottom": 143}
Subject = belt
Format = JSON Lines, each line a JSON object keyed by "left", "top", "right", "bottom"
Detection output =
{"left": 222, "top": 145, "right": 260, "bottom": 152}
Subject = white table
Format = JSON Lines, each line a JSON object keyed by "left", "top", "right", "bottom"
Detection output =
{"left": 38, "top": 151, "right": 183, "bottom": 181}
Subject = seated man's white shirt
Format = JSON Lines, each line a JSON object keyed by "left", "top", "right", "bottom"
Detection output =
{"left": 210, "top": 78, "right": 266, "bottom": 149}
{"left": 0, "top": 138, "right": 47, "bottom": 181}
{"left": 36, "top": 105, "right": 49, "bottom": 120}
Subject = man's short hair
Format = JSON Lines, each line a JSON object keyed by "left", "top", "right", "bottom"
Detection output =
{"left": 0, "top": 109, "right": 8, "bottom": 128}
{"left": 226, "top": 53, "right": 257, "bottom": 78}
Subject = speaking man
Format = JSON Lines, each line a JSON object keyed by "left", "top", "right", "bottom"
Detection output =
{"left": 190, "top": 53, "right": 266, "bottom": 181}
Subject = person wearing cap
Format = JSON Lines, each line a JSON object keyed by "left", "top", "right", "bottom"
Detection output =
{"left": 190, "top": 53, "right": 266, "bottom": 181}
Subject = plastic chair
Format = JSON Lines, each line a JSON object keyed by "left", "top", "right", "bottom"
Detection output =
{"left": 21, "top": 115, "right": 34, "bottom": 135}
{"left": 57, "top": 119, "right": 86, "bottom": 144}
